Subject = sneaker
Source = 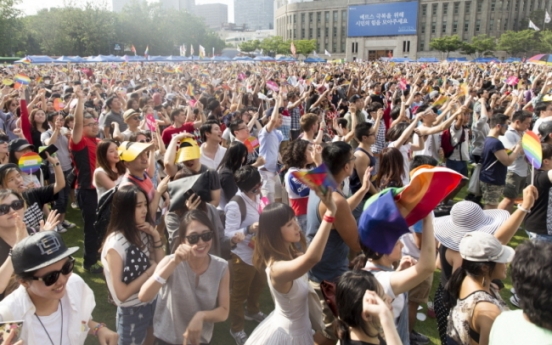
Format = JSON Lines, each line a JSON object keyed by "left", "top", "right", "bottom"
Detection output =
{"left": 410, "top": 330, "right": 430, "bottom": 345}
{"left": 510, "top": 294, "right": 520, "bottom": 308}
{"left": 229, "top": 330, "right": 248, "bottom": 345}
{"left": 56, "top": 224, "right": 67, "bottom": 233}
{"left": 62, "top": 220, "right": 76, "bottom": 229}
{"left": 71, "top": 202, "right": 79, "bottom": 209}
{"left": 244, "top": 311, "right": 267, "bottom": 322}
{"left": 510, "top": 287, "right": 516, "bottom": 294}
{"left": 84, "top": 263, "right": 103, "bottom": 274}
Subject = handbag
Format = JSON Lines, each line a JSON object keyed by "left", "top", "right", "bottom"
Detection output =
{"left": 467, "top": 163, "right": 482, "bottom": 196}
{"left": 320, "top": 280, "right": 338, "bottom": 317}
{"left": 307, "top": 282, "right": 324, "bottom": 332}
{"left": 122, "top": 243, "right": 151, "bottom": 284}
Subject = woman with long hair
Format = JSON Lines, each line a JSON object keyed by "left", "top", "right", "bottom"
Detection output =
{"left": 445, "top": 232, "right": 513, "bottom": 345}
{"left": 386, "top": 112, "right": 424, "bottom": 185}
{"left": 374, "top": 147, "right": 405, "bottom": 190}
{"left": 0, "top": 132, "right": 9, "bottom": 164}
{"left": 94, "top": 139, "right": 126, "bottom": 200}
{"left": 282, "top": 139, "right": 318, "bottom": 233}
{"left": 217, "top": 141, "right": 248, "bottom": 209}
{"left": 139, "top": 210, "right": 230, "bottom": 345}
{"left": 335, "top": 270, "right": 402, "bottom": 345}
{"left": 29, "top": 108, "right": 49, "bottom": 151}
{"left": 244, "top": 186, "right": 336, "bottom": 345}
{"left": 101, "top": 184, "right": 165, "bottom": 345}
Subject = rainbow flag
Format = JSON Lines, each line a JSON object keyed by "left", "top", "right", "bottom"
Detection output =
{"left": 18, "top": 152, "right": 42, "bottom": 174}
{"left": 359, "top": 165, "right": 463, "bottom": 253}
{"left": 186, "top": 84, "right": 195, "bottom": 97}
{"left": 290, "top": 163, "right": 338, "bottom": 195}
{"left": 14, "top": 74, "right": 30, "bottom": 85}
{"left": 522, "top": 130, "right": 542, "bottom": 169}
{"left": 22, "top": 57, "right": 31, "bottom": 65}
{"left": 244, "top": 136, "right": 259, "bottom": 153}
{"left": 200, "top": 83, "right": 208, "bottom": 91}
{"left": 35, "top": 76, "right": 43, "bottom": 84}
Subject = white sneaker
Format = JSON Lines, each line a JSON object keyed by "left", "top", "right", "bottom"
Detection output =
{"left": 56, "top": 224, "right": 67, "bottom": 233}
{"left": 229, "top": 330, "right": 248, "bottom": 345}
{"left": 510, "top": 294, "right": 520, "bottom": 308}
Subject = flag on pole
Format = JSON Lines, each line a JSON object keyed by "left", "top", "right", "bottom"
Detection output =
{"left": 14, "top": 74, "right": 30, "bottom": 90}
{"left": 199, "top": 45, "right": 206, "bottom": 58}
{"left": 180, "top": 45, "right": 186, "bottom": 56}
{"left": 131, "top": 45, "right": 137, "bottom": 55}
{"left": 144, "top": 45, "right": 149, "bottom": 57}
{"left": 290, "top": 41, "right": 296, "bottom": 57}
{"left": 237, "top": 45, "right": 241, "bottom": 52}
{"left": 313, "top": 50, "right": 318, "bottom": 57}
{"left": 190, "top": 44, "right": 194, "bottom": 56}
{"left": 324, "top": 49, "right": 331, "bottom": 57}
{"left": 529, "top": 20, "right": 540, "bottom": 31}
{"left": 212, "top": 47, "right": 215, "bottom": 57}
{"left": 21, "top": 57, "right": 31, "bottom": 65}
{"left": 546, "top": 11, "right": 551, "bottom": 24}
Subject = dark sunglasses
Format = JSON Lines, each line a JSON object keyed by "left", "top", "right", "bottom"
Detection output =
{"left": 0, "top": 199, "right": 25, "bottom": 216}
{"left": 0, "top": 136, "right": 8, "bottom": 144}
{"left": 32, "top": 257, "right": 75, "bottom": 286}
{"left": 185, "top": 231, "right": 214, "bottom": 245}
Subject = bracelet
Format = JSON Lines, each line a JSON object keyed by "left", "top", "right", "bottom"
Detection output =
{"left": 153, "top": 274, "right": 167, "bottom": 285}
{"left": 323, "top": 215, "right": 335, "bottom": 223}
{"left": 153, "top": 242, "right": 164, "bottom": 249}
{"left": 92, "top": 323, "right": 106, "bottom": 337}
{"left": 54, "top": 162, "right": 60, "bottom": 166}
{"left": 517, "top": 204, "right": 530, "bottom": 214}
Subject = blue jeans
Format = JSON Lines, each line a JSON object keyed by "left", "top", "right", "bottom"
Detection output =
{"left": 51, "top": 169, "right": 72, "bottom": 214}
{"left": 116, "top": 299, "right": 157, "bottom": 345}
{"left": 525, "top": 230, "right": 552, "bottom": 243}
{"left": 446, "top": 159, "right": 468, "bottom": 177}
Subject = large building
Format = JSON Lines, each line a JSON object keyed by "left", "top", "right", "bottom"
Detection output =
{"left": 235, "top": 0, "right": 274, "bottom": 30}
{"left": 220, "top": 29, "right": 276, "bottom": 47}
{"left": 275, "top": 0, "right": 552, "bottom": 61}
{"left": 195, "top": 3, "right": 228, "bottom": 29}
{"left": 160, "top": 0, "right": 195, "bottom": 12}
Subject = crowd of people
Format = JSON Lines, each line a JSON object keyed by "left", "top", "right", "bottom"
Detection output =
{"left": 0, "top": 59, "right": 550, "bottom": 345}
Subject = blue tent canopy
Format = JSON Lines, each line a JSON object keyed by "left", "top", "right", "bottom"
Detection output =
{"left": 233, "top": 56, "right": 253, "bottom": 61}
{"left": 504, "top": 57, "right": 522, "bottom": 63}
{"left": 86, "top": 55, "right": 124, "bottom": 63}
{"left": 55, "top": 56, "right": 85, "bottom": 63}
{"left": 123, "top": 55, "right": 146, "bottom": 62}
{"left": 472, "top": 57, "right": 500, "bottom": 63}
{"left": 389, "top": 57, "right": 413, "bottom": 63}
{"left": 304, "top": 57, "right": 327, "bottom": 63}
{"left": 446, "top": 57, "right": 468, "bottom": 62}
{"left": 212, "top": 56, "right": 231, "bottom": 62}
{"left": 277, "top": 56, "right": 297, "bottom": 62}
{"left": 15, "top": 55, "right": 55, "bottom": 64}
{"left": 253, "top": 56, "right": 275, "bottom": 62}
{"left": 417, "top": 57, "right": 439, "bottom": 63}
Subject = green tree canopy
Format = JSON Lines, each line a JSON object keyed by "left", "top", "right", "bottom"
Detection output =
{"left": 429, "top": 35, "right": 462, "bottom": 58}
{"left": 498, "top": 30, "right": 538, "bottom": 56}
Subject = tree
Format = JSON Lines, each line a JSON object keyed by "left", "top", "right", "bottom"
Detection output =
{"left": 238, "top": 40, "right": 260, "bottom": 53}
{"left": 460, "top": 42, "right": 476, "bottom": 57}
{"left": 0, "top": 0, "right": 23, "bottom": 56}
{"left": 259, "top": 36, "right": 288, "bottom": 55}
{"left": 294, "top": 39, "right": 317, "bottom": 57}
{"left": 470, "top": 34, "right": 496, "bottom": 58}
{"left": 498, "top": 30, "right": 538, "bottom": 56}
{"left": 519, "top": 9, "right": 546, "bottom": 31}
{"left": 429, "top": 35, "right": 462, "bottom": 58}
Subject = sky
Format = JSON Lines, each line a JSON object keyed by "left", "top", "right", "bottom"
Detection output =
{"left": 17, "top": 0, "right": 234, "bottom": 22}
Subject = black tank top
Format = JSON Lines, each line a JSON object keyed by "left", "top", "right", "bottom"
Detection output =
{"left": 439, "top": 244, "right": 454, "bottom": 287}
{"left": 349, "top": 147, "right": 375, "bottom": 197}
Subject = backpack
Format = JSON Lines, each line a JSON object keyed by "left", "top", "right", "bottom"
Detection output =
{"left": 441, "top": 127, "right": 465, "bottom": 159}
{"left": 94, "top": 185, "right": 118, "bottom": 246}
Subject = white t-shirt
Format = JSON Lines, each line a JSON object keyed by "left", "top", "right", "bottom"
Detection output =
{"left": 388, "top": 141, "right": 412, "bottom": 186}
{"left": 101, "top": 231, "right": 152, "bottom": 307}
{"left": 364, "top": 261, "right": 405, "bottom": 320}
{"left": 199, "top": 144, "right": 227, "bottom": 170}
{"left": 32, "top": 298, "right": 70, "bottom": 345}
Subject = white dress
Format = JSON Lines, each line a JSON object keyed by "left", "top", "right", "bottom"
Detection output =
{"left": 245, "top": 268, "right": 314, "bottom": 345}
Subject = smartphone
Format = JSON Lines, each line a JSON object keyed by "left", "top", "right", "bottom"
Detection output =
{"left": 38, "top": 145, "right": 58, "bottom": 160}
{"left": 0, "top": 321, "right": 23, "bottom": 344}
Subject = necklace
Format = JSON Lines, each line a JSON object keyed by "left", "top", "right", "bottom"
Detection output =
{"left": 35, "top": 301, "right": 63, "bottom": 345}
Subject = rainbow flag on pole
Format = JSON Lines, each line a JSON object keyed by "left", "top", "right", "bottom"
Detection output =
{"left": 290, "top": 163, "right": 338, "bottom": 195}
{"left": 522, "top": 130, "right": 542, "bottom": 169}
{"left": 14, "top": 74, "right": 31, "bottom": 89}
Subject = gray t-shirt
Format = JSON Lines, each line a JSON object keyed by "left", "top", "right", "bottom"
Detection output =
{"left": 153, "top": 254, "right": 227, "bottom": 344}
{"left": 41, "top": 129, "right": 72, "bottom": 172}
{"left": 104, "top": 110, "right": 127, "bottom": 136}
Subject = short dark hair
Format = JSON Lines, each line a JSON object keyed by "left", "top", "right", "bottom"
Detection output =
{"left": 410, "top": 155, "right": 438, "bottom": 171}
{"left": 105, "top": 96, "right": 118, "bottom": 109}
{"left": 354, "top": 122, "right": 373, "bottom": 142}
{"left": 490, "top": 113, "right": 509, "bottom": 127}
{"left": 511, "top": 240, "right": 552, "bottom": 330}
{"left": 229, "top": 119, "right": 245, "bottom": 137}
{"left": 199, "top": 120, "right": 219, "bottom": 142}
{"left": 535, "top": 101, "right": 551, "bottom": 117}
{"left": 170, "top": 108, "right": 184, "bottom": 122}
{"left": 322, "top": 141, "right": 352, "bottom": 176}
{"left": 300, "top": 113, "right": 319, "bottom": 132}
{"left": 234, "top": 165, "right": 261, "bottom": 192}
{"left": 512, "top": 110, "right": 533, "bottom": 123}
{"left": 539, "top": 122, "right": 552, "bottom": 143}
{"left": 336, "top": 118, "right": 348, "bottom": 129}
{"left": 349, "top": 94, "right": 361, "bottom": 103}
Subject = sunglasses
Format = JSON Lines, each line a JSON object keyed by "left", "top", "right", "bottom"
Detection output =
{"left": 185, "top": 231, "right": 214, "bottom": 245}
{"left": 32, "top": 257, "right": 75, "bottom": 286}
{"left": 0, "top": 199, "right": 25, "bottom": 216}
{"left": 0, "top": 136, "right": 8, "bottom": 144}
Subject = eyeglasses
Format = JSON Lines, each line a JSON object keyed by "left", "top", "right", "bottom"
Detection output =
{"left": 0, "top": 199, "right": 24, "bottom": 216}
{"left": 185, "top": 231, "right": 214, "bottom": 245}
{"left": 32, "top": 257, "right": 75, "bottom": 286}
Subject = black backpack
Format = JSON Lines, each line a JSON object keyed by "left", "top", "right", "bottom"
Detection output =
{"left": 94, "top": 185, "right": 118, "bottom": 247}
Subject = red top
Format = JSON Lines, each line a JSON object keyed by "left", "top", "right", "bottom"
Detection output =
{"left": 70, "top": 136, "right": 99, "bottom": 190}
{"left": 161, "top": 123, "right": 195, "bottom": 146}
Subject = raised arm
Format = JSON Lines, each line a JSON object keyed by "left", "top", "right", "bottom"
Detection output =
{"left": 72, "top": 90, "right": 85, "bottom": 144}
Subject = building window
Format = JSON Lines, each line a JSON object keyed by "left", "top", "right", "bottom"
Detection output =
{"left": 477, "top": 0, "right": 483, "bottom": 12}
{"left": 465, "top": 1, "right": 471, "bottom": 14}
{"left": 317, "top": 12, "right": 321, "bottom": 23}
{"left": 442, "top": 23, "right": 447, "bottom": 33}
{"left": 431, "top": 22, "right": 436, "bottom": 33}
{"left": 309, "top": 28, "right": 313, "bottom": 38}
{"left": 422, "top": 4, "right": 427, "bottom": 16}
{"left": 476, "top": 19, "right": 480, "bottom": 32}
{"left": 504, "top": 0, "right": 509, "bottom": 10}
{"left": 293, "top": 29, "right": 296, "bottom": 38}
{"left": 443, "top": 3, "right": 448, "bottom": 15}
{"left": 333, "top": 11, "right": 338, "bottom": 22}
{"left": 504, "top": 19, "right": 508, "bottom": 30}
{"left": 309, "top": 13, "right": 313, "bottom": 23}
{"left": 325, "top": 27, "right": 329, "bottom": 37}
{"left": 333, "top": 27, "right": 337, "bottom": 37}
{"left": 421, "top": 23, "right": 426, "bottom": 34}
{"left": 432, "top": 4, "right": 437, "bottom": 15}
{"left": 325, "top": 11, "right": 329, "bottom": 22}
{"left": 453, "top": 21, "right": 458, "bottom": 33}
{"left": 301, "top": 13, "right": 305, "bottom": 23}
{"left": 332, "top": 42, "right": 336, "bottom": 53}
{"left": 489, "top": 19, "right": 494, "bottom": 31}
{"left": 464, "top": 20, "right": 469, "bottom": 32}
{"left": 341, "top": 41, "right": 345, "bottom": 53}
{"left": 420, "top": 41, "right": 425, "bottom": 51}
{"left": 490, "top": 0, "right": 495, "bottom": 11}
{"left": 317, "top": 28, "right": 320, "bottom": 38}
{"left": 293, "top": 14, "right": 296, "bottom": 23}
{"left": 301, "top": 28, "right": 305, "bottom": 38}
{"left": 342, "top": 10, "right": 346, "bottom": 21}
{"left": 453, "top": 2, "right": 459, "bottom": 15}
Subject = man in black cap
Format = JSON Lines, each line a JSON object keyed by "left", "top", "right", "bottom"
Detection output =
{"left": 0, "top": 231, "right": 118, "bottom": 344}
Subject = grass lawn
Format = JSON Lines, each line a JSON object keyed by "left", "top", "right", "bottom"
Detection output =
{"left": 62, "top": 186, "right": 527, "bottom": 345}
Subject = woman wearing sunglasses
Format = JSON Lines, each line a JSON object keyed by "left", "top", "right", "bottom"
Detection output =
{"left": 101, "top": 184, "right": 165, "bottom": 345}
{"left": 0, "top": 230, "right": 118, "bottom": 344}
{"left": 0, "top": 189, "right": 59, "bottom": 301}
{"left": 139, "top": 210, "right": 230, "bottom": 345}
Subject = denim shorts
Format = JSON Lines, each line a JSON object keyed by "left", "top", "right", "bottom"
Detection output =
{"left": 526, "top": 230, "right": 552, "bottom": 243}
{"left": 445, "top": 159, "right": 468, "bottom": 177}
{"left": 116, "top": 299, "right": 157, "bottom": 345}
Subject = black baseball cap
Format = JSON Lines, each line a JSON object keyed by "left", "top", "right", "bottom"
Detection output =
{"left": 11, "top": 231, "right": 79, "bottom": 275}
{"left": 8, "top": 138, "right": 34, "bottom": 153}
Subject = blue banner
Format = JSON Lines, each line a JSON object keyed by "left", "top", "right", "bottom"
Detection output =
{"left": 347, "top": 2, "right": 418, "bottom": 37}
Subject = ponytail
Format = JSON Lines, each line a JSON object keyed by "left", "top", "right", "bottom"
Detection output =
{"left": 336, "top": 318, "right": 351, "bottom": 341}
{"left": 445, "top": 266, "right": 467, "bottom": 303}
